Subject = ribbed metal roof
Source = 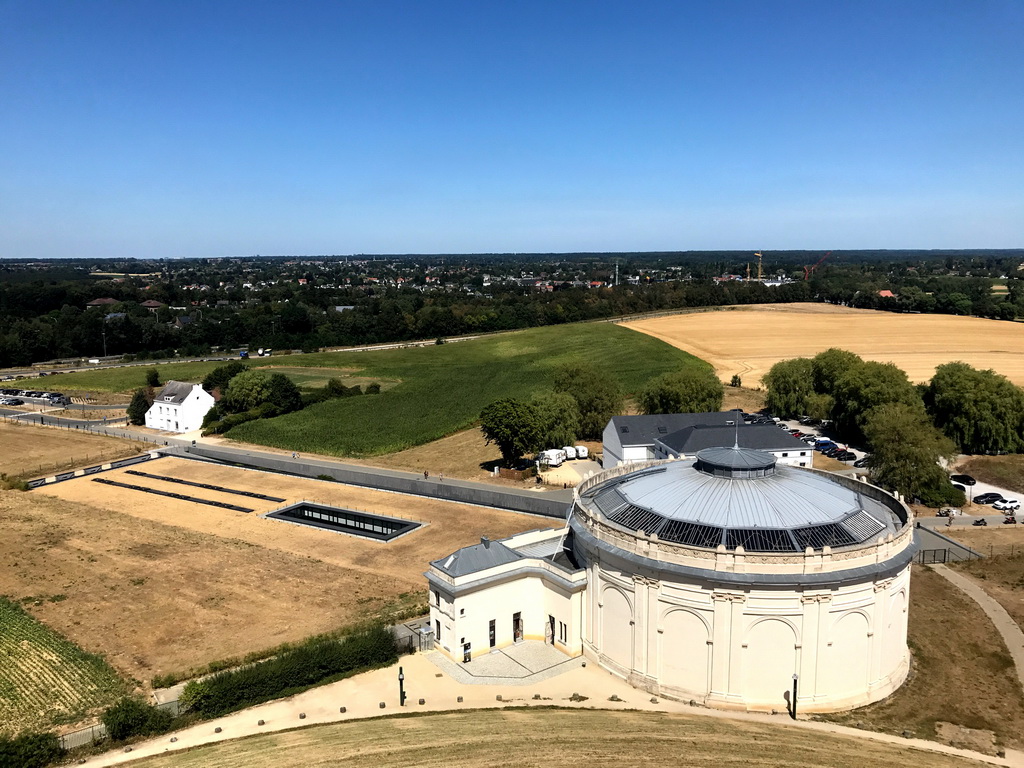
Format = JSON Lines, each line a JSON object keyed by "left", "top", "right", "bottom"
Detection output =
{"left": 578, "top": 452, "right": 898, "bottom": 552}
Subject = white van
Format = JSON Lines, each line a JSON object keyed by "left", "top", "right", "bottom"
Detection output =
{"left": 539, "top": 449, "right": 565, "bottom": 467}
{"left": 562, "top": 446, "right": 578, "bottom": 459}
{"left": 574, "top": 445, "right": 589, "bottom": 459}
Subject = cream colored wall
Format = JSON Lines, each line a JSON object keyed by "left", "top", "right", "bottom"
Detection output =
{"left": 584, "top": 560, "right": 911, "bottom": 713}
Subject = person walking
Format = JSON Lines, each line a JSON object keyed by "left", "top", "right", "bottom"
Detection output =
{"left": 424, "top": 470, "right": 429, "bottom": 480}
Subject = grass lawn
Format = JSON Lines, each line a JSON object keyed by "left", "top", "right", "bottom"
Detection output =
{"left": 822, "top": 565, "right": 1024, "bottom": 750}
{"left": 953, "top": 551, "right": 1024, "bottom": 633}
{"left": 121, "top": 708, "right": 986, "bottom": 768}
{"left": 228, "top": 323, "right": 706, "bottom": 456}
{"left": 0, "top": 597, "right": 127, "bottom": 736}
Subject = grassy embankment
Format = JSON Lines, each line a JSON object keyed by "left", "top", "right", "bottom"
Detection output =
{"left": 120, "top": 708, "right": 987, "bottom": 768}
{"left": 0, "top": 597, "right": 127, "bottom": 736}
{"left": 958, "top": 455, "right": 1024, "bottom": 496}
{"left": 954, "top": 552, "right": 1024, "bottom": 632}
{"left": 56, "top": 324, "right": 709, "bottom": 457}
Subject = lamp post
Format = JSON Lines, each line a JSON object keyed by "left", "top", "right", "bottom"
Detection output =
{"left": 398, "top": 666, "right": 406, "bottom": 706}
{"left": 791, "top": 674, "right": 799, "bottom": 720}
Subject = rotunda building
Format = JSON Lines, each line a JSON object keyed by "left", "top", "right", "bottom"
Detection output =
{"left": 569, "top": 447, "right": 916, "bottom": 713}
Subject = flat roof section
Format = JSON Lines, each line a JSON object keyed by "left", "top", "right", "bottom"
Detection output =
{"left": 265, "top": 501, "right": 421, "bottom": 542}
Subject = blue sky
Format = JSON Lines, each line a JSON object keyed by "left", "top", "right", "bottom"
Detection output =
{"left": 1, "top": 1, "right": 1022, "bottom": 258}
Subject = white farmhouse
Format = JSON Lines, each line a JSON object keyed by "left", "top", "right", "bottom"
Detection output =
{"left": 144, "top": 381, "right": 215, "bottom": 433}
{"left": 602, "top": 412, "right": 741, "bottom": 467}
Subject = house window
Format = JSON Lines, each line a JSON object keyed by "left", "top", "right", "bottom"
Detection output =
{"left": 782, "top": 452, "right": 788, "bottom": 457}
{"left": 435, "top": 620, "right": 441, "bottom": 641}
{"left": 459, "top": 608, "right": 465, "bottom": 616}
{"left": 558, "top": 621, "right": 567, "bottom": 643}
{"left": 433, "top": 590, "right": 440, "bottom": 606}
{"left": 800, "top": 451, "right": 807, "bottom": 456}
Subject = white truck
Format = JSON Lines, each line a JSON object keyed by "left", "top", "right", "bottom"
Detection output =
{"left": 539, "top": 449, "right": 566, "bottom": 467}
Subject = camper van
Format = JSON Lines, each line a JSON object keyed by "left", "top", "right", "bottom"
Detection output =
{"left": 538, "top": 449, "right": 566, "bottom": 467}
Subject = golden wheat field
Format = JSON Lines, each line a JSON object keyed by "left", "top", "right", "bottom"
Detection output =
{"left": 624, "top": 303, "right": 1024, "bottom": 386}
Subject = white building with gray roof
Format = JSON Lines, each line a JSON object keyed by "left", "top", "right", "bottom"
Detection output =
{"left": 144, "top": 381, "right": 215, "bottom": 433}
{"left": 426, "top": 447, "right": 915, "bottom": 713}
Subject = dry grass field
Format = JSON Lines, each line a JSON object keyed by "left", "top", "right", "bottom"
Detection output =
{"left": 11, "top": 458, "right": 555, "bottom": 683}
{"left": 954, "top": 553, "right": 1024, "bottom": 634}
{"left": 0, "top": 420, "right": 152, "bottom": 479}
{"left": 823, "top": 566, "right": 1024, "bottom": 750}
{"left": 623, "top": 303, "right": 1024, "bottom": 386}
{"left": 957, "top": 455, "right": 1024, "bottom": 495}
{"left": 120, "top": 709, "right": 989, "bottom": 768}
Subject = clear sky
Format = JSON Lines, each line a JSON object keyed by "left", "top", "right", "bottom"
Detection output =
{"left": 1, "top": 1, "right": 1022, "bottom": 259}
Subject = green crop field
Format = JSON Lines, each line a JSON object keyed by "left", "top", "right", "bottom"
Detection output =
{"left": 51, "top": 361, "right": 226, "bottom": 393}
{"left": 0, "top": 598, "right": 127, "bottom": 736}
{"left": 228, "top": 323, "right": 707, "bottom": 456}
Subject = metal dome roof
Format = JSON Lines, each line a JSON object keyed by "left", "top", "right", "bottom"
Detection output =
{"left": 577, "top": 451, "right": 899, "bottom": 553}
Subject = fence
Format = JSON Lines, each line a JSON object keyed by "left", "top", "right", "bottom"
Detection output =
{"left": 59, "top": 723, "right": 107, "bottom": 751}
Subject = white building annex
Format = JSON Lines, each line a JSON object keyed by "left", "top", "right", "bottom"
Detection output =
{"left": 144, "top": 381, "right": 215, "bottom": 433}
{"left": 427, "top": 447, "right": 916, "bottom": 713}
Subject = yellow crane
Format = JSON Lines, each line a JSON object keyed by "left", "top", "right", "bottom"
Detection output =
{"left": 754, "top": 252, "right": 763, "bottom": 280}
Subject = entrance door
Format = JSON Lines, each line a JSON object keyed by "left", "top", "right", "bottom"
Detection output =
{"left": 513, "top": 612, "right": 523, "bottom": 642}
{"left": 463, "top": 642, "right": 472, "bottom": 663}
{"left": 489, "top": 619, "right": 496, "bottom": 648}
{"left": 546, "top": 615, "right": 555, "bottom": 644}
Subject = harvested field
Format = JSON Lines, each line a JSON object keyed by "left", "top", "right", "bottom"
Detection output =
{"left": 0, "top": 597, "right": 126, "bottom": 736}
{"left": 16, "top": 458, "right": 553, "bottom": 682}
{"left": 721, "top": 385, "right": 766, "bottom": 413}
{"left": 823, "top": 566, "right": 1024, "bottom": 750}
{"left": 0, "top": 420, "right": 152, "bottom": 479}
{"left": 121, "top": 708, "right": 987, "bottom": 768}
{"left": 623, "top": 303, "right": 1024, "bottom": 386}
{"left": 953, "top": 552, "right": 1024, "bottom": 633}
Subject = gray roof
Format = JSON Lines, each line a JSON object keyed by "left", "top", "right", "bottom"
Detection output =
{"left": 155, "top": 381, "right": 198, "bottom": 405}
{"left": 431, "top": 538, "right": 522, "bottom": 577}
{"left": 578, "top": 453, "right": 899, "bottom": 553}
{"left": 608, "top": 412, "right": 740, "bottom": 447}
{"left": 657, "top": 424, "right": 809, "bottom": 454}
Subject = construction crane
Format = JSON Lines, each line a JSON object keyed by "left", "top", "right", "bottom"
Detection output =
{"left": 754, "top": 252, "right": 764, "bottom": 280}
{"left": 803, "top": 251, "right": 832, "bottom": 281}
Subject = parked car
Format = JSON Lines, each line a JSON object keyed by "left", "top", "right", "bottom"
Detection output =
{"left": 853, "top": 457, "right": 870, "bottom": 468}
{"left": 835, "top": 451, "right": 856, "bottom": 461}
{"left": 950, "top": 474, "right": 976, "bottom": 486}
{"left": 993, "top": 499, "right": 1020, "bottom": 512}
{"left": 952, "top": 483, "right": 966, "bottom": 493}
{"left": 974, "top": 493, "right": 1004, "bottom": 505}
{"left": 2, "top": 398, "right": 24, "bottom": 405}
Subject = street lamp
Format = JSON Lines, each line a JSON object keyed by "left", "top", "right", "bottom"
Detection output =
{"left": 791, "top": 674, "right": 799, "bottom": 720}
{"left": 398, "top": 666, "right": 406, "bottom": 706}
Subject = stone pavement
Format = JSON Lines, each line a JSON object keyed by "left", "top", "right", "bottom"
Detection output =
{"left": 426, "top": 641, "right": 584, "bottom": 684}
{"left": 80, "top": 650, "right": 1024, "bottom": 768}
{"left": 934, "top": 564, "right": 1024, "bottom": 692}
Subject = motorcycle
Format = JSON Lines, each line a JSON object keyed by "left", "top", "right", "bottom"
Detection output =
{"left": 972, "top": 518, "right": 988, "bottom": 527}
{"left": 1004, "top": 516, "right": 1018, "bottom": 525}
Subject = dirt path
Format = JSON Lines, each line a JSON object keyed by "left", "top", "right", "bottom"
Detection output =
{"left": 80, "top": 653, "right": 1023, "bottom": 768}
{"left": 933, "top": 564, "right": 1024, "bottom": 694}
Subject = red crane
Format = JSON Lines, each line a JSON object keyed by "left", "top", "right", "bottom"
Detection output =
{"left": 803, "top": 251, "right": 832, "bottom": 280}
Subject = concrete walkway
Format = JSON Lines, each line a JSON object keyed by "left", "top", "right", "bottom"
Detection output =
{"left": 933, "top": 564, "right": 1024, "bottom": 692}
{"left": 427, "top": 641, "right": 584, "bottom": 685}
{"left": 79, "top": 652, "right": 1024, "bottom": 768}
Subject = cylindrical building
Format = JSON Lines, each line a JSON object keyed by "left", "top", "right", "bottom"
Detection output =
{"left": 569, "top": 447, "right": 916, "bottom": 713}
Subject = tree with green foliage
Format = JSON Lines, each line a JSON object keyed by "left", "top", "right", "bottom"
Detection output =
{"left": 863, "top": 403, "right": 964, "bottom": 507}
{"left": 101, "top": 697, "right": 173, "bottom": 742}
{"left": 202, "top": 360, "right": 248, "bottom": 395}
{"left": 810, "top": 348, "right": 863, "bottom": 398}
{"left": 763, "top": 358, "right": 815, "bottom": 418}
{"left": 532, "top": 391, "right": 581, "bottom": 449}
{"left": 553, "top": 362, "right": 623, "bottom": 439}
{"left": 144, "top": 368, "right": 160, "bottom": 388}
{"left": 0, "top": 732, "right": 65, "bottom": 768}
{"left": 480, "top": 398, "right": 540, "bottom": 464}
{"left": 126, "top": 388, "right": 150, "bottom": 425}
{"left": 267, "top": 372, "right": 302, "bottom": 413}
{"left": 638, "top": 368, "right": 724, "bottom": 415}
{"left": 222, "top": 369, "right": 273, "bottom": 413}
{"left": 832, "top": 361, "right": 924, "bottom": 442}
{"left": 926, "top": 362, "right": 1024, "bottom": 455}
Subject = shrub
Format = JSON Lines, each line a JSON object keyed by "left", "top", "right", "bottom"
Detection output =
{"left": 145, "top": 368, "right": 161, "bottom": 388}
{"left": 366, "top": 382, "right": 381, "bottom": 395}
{"left": 101, "top": 697, "right": 173, "bottom": 742}
{"left": 0, "top": 732, "right": 65, "bottom": 768}
{"left": 180, "top": 625, "right": 399, "bottom": 718}
{"left": 730, "top": 374, "right": 742, "bottom": 388}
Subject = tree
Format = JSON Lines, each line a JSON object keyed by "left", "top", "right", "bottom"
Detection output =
{"left": 832, "top": 361, "right": 923, "bottom": 442}
{"left": 145, "top": 368, "right": 160, "bottom": 388}
{"left": 202, "top": 360, "right": 248, "bottom": 395}
{"left": 810, "top": 348, "right": 863, "bottom": 398}
{"left": 480, "top": 398, "right": 540, "bottom": 464}
{"left": 763, "top": 358, "right": 815, "bottom": 418}
{"left": 0, "top": 732, "right": 65, "bottom": 768}
{"left": 638, "top": 368, "right": 724, "bottom": 415}
{"left": 126, "top": 388, "right": 150, "bottom": 425}
{"left": 101, "top": 697, "right": 172, "bottom": 742}
{"left": 222, "top": 369, "right": 273, "bottom": 413}
{"left": 926, "top": 362, "right": 1024, "bottom": 454}
{"left": 863, "top": 403, "right": 964, "bottom": 507}
{"left": 553, "top": 362, "right": 623, "bottom": 439}
{"left": 532, "top": 391, "right": 581, "bottom": 449}
{"left": 267, "top": 372, "right": 302, "bottom": 414}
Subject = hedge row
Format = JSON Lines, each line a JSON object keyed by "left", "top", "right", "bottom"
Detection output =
{"left": 180, "top": 625, "right": 398, "bottom": 718}
{"left": 0, "top": 732, "right": 64, "bottom": 768}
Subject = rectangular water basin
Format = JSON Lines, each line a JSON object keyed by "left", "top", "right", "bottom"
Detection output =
{"left": 265, "top": 501, "right": 420, "bottom": 541}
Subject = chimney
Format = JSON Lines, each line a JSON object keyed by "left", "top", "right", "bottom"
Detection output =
{"left": 481, "top": 536, "right": 490, "bottom": 549}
